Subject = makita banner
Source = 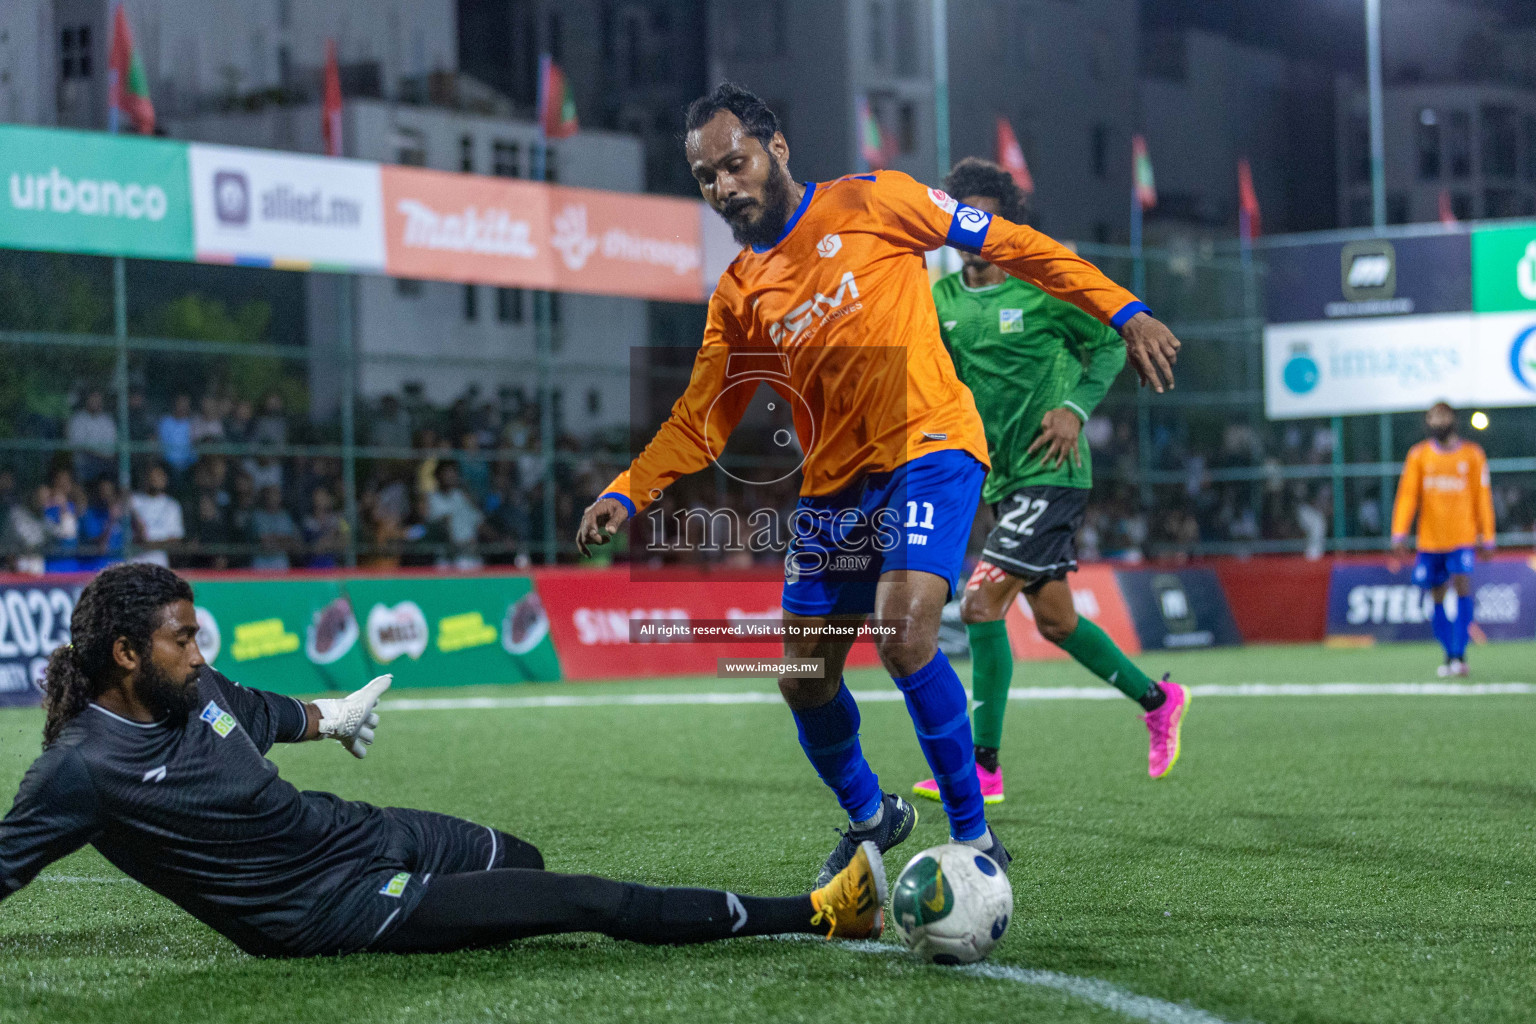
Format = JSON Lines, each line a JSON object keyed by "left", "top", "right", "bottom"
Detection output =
{"left": 1325, "top": 558, "right": 1536, "bottom": 644}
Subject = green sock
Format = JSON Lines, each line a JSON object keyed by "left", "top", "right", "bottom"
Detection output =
{"left": 1056, "top": 617, "right": 1155, "bottom": 702}
{"left": 966, "top": 619, "right": 1012, "bottom": 751}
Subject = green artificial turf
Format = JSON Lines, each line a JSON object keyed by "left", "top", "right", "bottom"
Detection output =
{"left": 2, "top": 641, "right": 1533, "bottom": 1024}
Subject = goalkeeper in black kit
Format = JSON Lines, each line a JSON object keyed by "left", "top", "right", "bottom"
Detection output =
{"left": 0, "top": 563, "right": 884, "bottom": 957}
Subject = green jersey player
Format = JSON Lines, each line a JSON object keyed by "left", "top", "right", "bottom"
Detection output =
{"left": 912, "top": 159, "right": 1191, "bottom": 807}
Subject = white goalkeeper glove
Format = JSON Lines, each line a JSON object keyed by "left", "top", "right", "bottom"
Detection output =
{"left": 313, "top": 674, "right": 392, "bottom": 758}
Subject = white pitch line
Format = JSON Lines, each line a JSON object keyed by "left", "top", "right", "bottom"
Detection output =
{"left": 381, "top": 681, "right": 1533, "bottom": 712}
{"left": 33, "top": 875, "right": 133, "bottom": 883}
{"left": 828, "top": 939, "right": 1243, "bottom": 1024}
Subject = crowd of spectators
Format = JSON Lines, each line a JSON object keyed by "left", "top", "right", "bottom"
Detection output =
{"left": 0, "top": 382, "right": 623, "bottom": 573}
{"left": 3, "top": 385, "right": 1532, "bottom": 575}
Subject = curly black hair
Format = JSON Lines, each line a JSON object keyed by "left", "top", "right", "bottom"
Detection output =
{"left": 942, "top": 157, "right": 1032, "bottom": 225}
{"left": 684, "top": 82, "right": 781, "bottom": 151}
{"left": 42, "top": 563, "right": 193, "bottom": 747}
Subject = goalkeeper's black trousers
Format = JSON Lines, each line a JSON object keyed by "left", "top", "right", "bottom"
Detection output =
{"left": 371, "top": 842, "right": 819, "bottom": 953}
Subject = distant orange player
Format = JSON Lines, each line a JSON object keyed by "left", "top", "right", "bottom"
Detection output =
{"left": 1390, "top": 402, "right": 1496, "bottom": 677}
{"left": 575, "top": 84, "right": 1182, "bottom": 887}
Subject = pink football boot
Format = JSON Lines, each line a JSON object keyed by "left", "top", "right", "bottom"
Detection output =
{"left": 1144, "top": 677, "right": 1190, "bottom": 778}
{"left": 912, "top": 763, "right": 1005, "bottom": 805}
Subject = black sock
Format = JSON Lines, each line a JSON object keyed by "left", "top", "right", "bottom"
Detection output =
{"left": 974, "top": 745, "right": 1000, "bottom": 772}
{"left": 613, "top": 886, "right": 819, "bottom": 943}
{"left": 1137, "top": 683, "right": 1166, "bottom": 712}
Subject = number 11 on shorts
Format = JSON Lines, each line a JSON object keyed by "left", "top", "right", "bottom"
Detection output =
{"left": 905, "top": 501, "right": 936, "bottom": 529}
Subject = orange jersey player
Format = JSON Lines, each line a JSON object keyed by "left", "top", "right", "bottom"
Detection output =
{"left": 575, "top": 84, "right": 1183, "bottom": 887}
{"left": 1391, "top": 402, "right": 1496, "bottom": 677}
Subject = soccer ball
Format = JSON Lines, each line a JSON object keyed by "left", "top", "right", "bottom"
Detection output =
{"left": 890, "top": 844, "right": 1013, "bottom": 964}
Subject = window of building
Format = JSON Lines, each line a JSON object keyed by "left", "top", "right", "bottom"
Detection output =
{"left": 1387, "top": 193, "right": 1409, "bottom": 225}
{"left": 60, "top": 25, "right": 92, "bottom": 80}
{"left": 892, "top": 0, "right": 918, "bottom": 74}
{"left": 1349, "top": 115, "right": 1371, "bottom": 183}
{"left": 497, "top": 288, "right": 524, "bottom": 323}
{"left": 548, "top": 12, "right": 564, "bottom": 62}
{"left": 1447, "top": 111, "right": 1472, "bottom": 178}
{"left": 1451, "top": 192, "right": 1473, "bottom": 220}
{"left": 464, "top": 284, "right": 479, "bottom": 322}
{"left": 625, "top": 15, "right": 643, "bottom": 87}
{"left": 1523, "top": 116, "right": 1536, "bottom": 183}
{"left": 277, "top": 45, "right": 292, "bottom": 88}
{"left": 722, "top": 1, "right": 785, "bottom": 57}
{"left": 898, "top": 103, "right": 917, "bottom": 155}
{"left": 1482, "top": 105, "right": 1518, "bottom": 179}
{"left": 396, "top": 129, "right": 427, "bottom": 167}
{"left": 492, "top": 141, "right": 520, "bottom": 177}
{"left": 543, "top": 147, "right": 558, "bottom": 182}
{"left": 1485, "top": 188, "right": 1519, "bottom": 218}
{"left": 1093, "top": 222, "right": 1110, "bottom": 244}
{"left": 395, "top": 278, "right": 424, "bottom": 298}
{"left": 1091, "top": 124, "right": 1108, "bottom": 179}
{"left": 1416, "top": 110, "right": 1441, "bottom": 180}
{"left": 587, "top": 387, "right": 601, "bottom": 416}
{"left": 548, "top": 291, "right": 562, "bottom": 326}
{"left": 868, "top": 1, "right": 886, "bottom": 67}
{"left": 1348, "top": 195, "right": 1373, "bottom": 227}
{"left": 460, "top": 135, "right": 475, "bottom": 173}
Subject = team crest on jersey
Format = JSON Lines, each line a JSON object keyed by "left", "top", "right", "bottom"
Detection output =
{"left": 927, "top": 187, "right": 958, "bottom": 215}
{"left": 380, "top": 872, "right": 411, "bottom": 898}
{"left": 999, "top": 309, "right": 1024, "bottom": 333}
{"left": 199, "top": 701, "right": 236, "bottom": 738}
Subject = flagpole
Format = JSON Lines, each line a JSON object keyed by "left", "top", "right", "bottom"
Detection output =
{"left": 1130, "top": 184, "right": 1145, "bottom": 298}
{"left": 533, "top": 55, "right": 557, "bottom": 565}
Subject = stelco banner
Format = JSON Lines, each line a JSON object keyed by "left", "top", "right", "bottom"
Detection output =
{"left": 0, "top": 123, "right": 724, "bottom": 302}
{"left": 1263, "top": 230, "right": 1536, "bottom": 417}
{"left": 1325, "top": 558, "right": 1536, "bottom": 644}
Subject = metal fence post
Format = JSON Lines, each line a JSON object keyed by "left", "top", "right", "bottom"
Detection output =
{"left": 113, "top": 256, "right": 131, "bottom": 494}
{"left": 1331, "top": 415, "right": 1347, "bottom": 544}
{"left": 339, "top": 274, "right": 359, "bottom": 567}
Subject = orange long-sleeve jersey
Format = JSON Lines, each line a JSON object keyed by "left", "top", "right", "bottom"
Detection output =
{"left": 601, "top": 170, "right": 1146, "bottom": 514}
{"left": 1390, "top": 439, "right": 1495, "bottom": 552}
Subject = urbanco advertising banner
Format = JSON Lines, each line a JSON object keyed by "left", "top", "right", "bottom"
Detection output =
{"left": 0, "top": 124, "right": 193, "bottom": 261}
{"left": 1325, "top": 558, "right": 1536, "bottom": 644}
{"left": 188, "top": 143, "right": 386, "bottom": 271}
{"left": 532, "top": 567, "right": 880, "bottom": 681}
{"left": 344, "top": 575, "right": 560, "bottom": 689}
{"left": 381, "top": 165, "right": 555, "bottom": 289}
{"left": 1114, "top": 568, "right": 1242, "bottom": 652}
{"left": 1000, "top": 565, "right": 1141, "bottom": 662}
{"left": 0, "top": 578, "right": 84, "bottom": 708}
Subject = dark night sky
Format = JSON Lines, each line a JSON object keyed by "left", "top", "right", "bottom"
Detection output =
{"left": 1139, "top": 0, "right": 1536, "bottom": 72}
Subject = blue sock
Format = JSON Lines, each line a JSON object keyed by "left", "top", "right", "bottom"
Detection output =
{"left": 893, "top": 650, "right": 987, "bottom": 842}
{"left": 1453, "top": 595, "right": 1474, "bottom": 659}
{"left": 1431, "top": 602, "right": 1454, "bottom": 660}
{"left": 792, "top": 681, "right": 882, "bottom": 824}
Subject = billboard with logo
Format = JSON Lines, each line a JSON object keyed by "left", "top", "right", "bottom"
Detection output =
{"left": 1325, "top": 558, "right": 1536, "bottom": 644}
{"left": 1263, "top": 229, "right": 1536, "bottom": 416}
{"left": 1114, "top": 568, "right": 1242, "bottom": 651}
{"left": 547, "top": 185, "right": 704, "bottom": 301}
{"left": 381, "top": 166, "right": 555, "bottom": 288}
{"left": 0, "top": 124, "right": 192, "bottom": 262}
{"left": 0, "top": 579, "right": 83, "bottom": 708}
{"left": 189, "top": 144, "right": 388, "bottom": 271}
{"left": 191, "top": 578, "right": 371, "bottom": 694}
{"left": 345, "top": 575, "right": 559, "bottom": 689}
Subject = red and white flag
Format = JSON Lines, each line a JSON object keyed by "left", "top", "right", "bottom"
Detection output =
{"left": 1438, "top": 189, "right": 1458, "bottom": 226}
{"left": 1238, "top": 157, "right": 1261, "bottom": 240}
{"left": 996, "top": 116, "right": 1035, "bottom": 195}
{"left": 322, "top": 39, "right": 343, "bottom": 157}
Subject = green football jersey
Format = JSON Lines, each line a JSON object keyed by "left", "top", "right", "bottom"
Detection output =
{"left": 932, "top": 271, "right": 1126, "bottom": 502}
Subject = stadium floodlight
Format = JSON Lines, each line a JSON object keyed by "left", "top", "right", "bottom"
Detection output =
{"left": 1470, "top": 411, "right": 1489, "bottom": 430}
{"left": 1361, "top": 0, "right": 1387, "bottom": 228}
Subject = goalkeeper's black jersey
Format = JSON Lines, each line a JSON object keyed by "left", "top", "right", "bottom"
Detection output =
{"left": 0, "top": 667, "right": 422, "bottom": 956}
